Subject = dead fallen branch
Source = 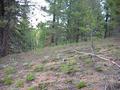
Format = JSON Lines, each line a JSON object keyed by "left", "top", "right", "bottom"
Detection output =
{"left": 74, "top": 50, "right": 120, "bottom": 68}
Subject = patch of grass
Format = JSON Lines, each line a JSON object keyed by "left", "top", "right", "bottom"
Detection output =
{"left": 4, "top": 66, "right": 16, "bottom": 75}
{"left": 60, "top": 63, "right": 76, "bottom": 74}
{"left": 23, "top": 62, "right": 33, "bottom": 69}
{"left": 76, "top": 81, "right": 86, "bottom": 89}
{"left": 3, "top": 75, "right": 13, "bottom": 85}
{"left": 26, "top": 73, "right": 35, "bottom": 81}
{"left": 95, "top": 47, "right": 101, "bottom": 52}
{"left": 34, "top": 64, "right": 44, "bottom": 72}
{"left": 27, "top": 86, "right": 36, "bottom": 90}
{"left": 95, "top": 66, "right": 103, "bottom": 72}
{"left": 39, "top": 83, "right": 47, "bottom": 90}
{"left": 16, "top": 80, "right": 24, "bottom": 87}
{"left": 68, "top": 57, "right": 77, "bottom": 65}
{"left": 84, "top": 58, "right": 93, "bottom": 65}
{"left": 112, "top": 49, "right": 120, "bottom": 59}
{"left": 34, "top": 48, "right": 44, "bottom": 55}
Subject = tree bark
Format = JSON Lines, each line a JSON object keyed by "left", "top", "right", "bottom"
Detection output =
{"left": 0, "top": 0, "right": 13, "bottom": 57}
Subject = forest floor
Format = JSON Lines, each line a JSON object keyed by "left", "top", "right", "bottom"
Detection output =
{"left": 0, "top": 38, "right": 120, "bottom": 90}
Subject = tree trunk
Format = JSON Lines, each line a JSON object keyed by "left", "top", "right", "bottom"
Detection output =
{"left": 0, "top": 0, "right": 12, "bottom": 57}
{"left": 75, "top": 34, "right": 79, "bottom": 42}
{"left": 104, "top": 22, "right": 108, "bottom": 38}
{"left": 104, "top": 7, "right": 109, "bottom": 38}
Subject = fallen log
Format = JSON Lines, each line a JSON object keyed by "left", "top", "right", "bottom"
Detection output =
{"left": 74, "top": 50, "right": 120, "bottom": 68}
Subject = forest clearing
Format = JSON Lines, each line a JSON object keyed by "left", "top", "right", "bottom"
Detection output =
{"left": 0, "top": 0, "right": 120, "bottom": 90}
{"left": 0, "top": 38, "right": 120, "bottom": 90}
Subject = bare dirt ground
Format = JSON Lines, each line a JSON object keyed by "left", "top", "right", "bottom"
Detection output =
{"left": 0, "top": 38, "right": 120, "bottom": 90}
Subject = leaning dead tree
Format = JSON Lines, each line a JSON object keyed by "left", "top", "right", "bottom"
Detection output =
{"left": 74, "top": 50, "right": 120, "bottom": 68}
{"left": 74, "top": 41, "right": 120, "bottom": 89}
{"left": 74, "top": 32, "right": 120, "bottom": 90}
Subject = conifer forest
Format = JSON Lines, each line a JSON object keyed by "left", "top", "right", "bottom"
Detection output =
{"left": 0, "top": 0, "right": 120, "bottom": 90}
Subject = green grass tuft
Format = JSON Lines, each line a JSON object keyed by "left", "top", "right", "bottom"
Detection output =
{"left": 76, "top": 81, "right": 86, "bottom": 89}
{"left": 26, "top": 73, "right": 35, "bottom": 81}
{"left": 4, "top": 66, "right": 16, "bottom": 75}
{"left": 68, "top": 57, "right": 77, "bottom": 65}
{"left": 27, "top": 86, "right": 36, "bottom": 90}
{"left": 34, "top": 64, "right": 44, "bottom": 72}
{"left": 60, "top": 63, "right": 76, "bottom": 74}
{"left": 16, "top": 80, "right": 24, "bottom": 87}
{"left": 3, "top": 75, "right": 13, "bottom": 85}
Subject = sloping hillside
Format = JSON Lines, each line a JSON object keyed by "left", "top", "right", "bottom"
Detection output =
{"left": 0, "top": 38, "right": 120, "bottom": 90}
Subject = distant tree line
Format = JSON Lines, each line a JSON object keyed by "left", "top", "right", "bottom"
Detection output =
{"left": 0, "top": 0, "right": 120, "bottom": 57}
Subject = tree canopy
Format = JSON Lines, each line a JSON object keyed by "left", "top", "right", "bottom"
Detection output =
{"left": 0, "top": 0, "right": 119, "bottom": 56}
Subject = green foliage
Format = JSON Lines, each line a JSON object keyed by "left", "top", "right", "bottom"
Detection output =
{"left": 76, "top": 81, "right": 86, "bottom": 89}
{"left": 16, "top": 80, "right": 24, "bottom": 87}
{"left": 26, "top": 73, "right": 35, "bottom": 81}
{"left": 34, "top": 64, "right": 44, "bottom": 72}
{"left": 36, "top": 22, "right": 49, "bottom": 48}
{"left": 60, "top": 63, "right": 76, "bottom": 74}
{"left": 1, "top": 0, "right": 118, "bottom": 55}
{"left": 107, "top": 0, "right": 120, "bottom": 17}
{"left": 14, "top": 14, "right": 40, "bottom": 52}
{"left": 68, "top": 57, "right": 77, "bottom": 65}
{"left": 27, "top": 86, "right": 36, "bottom": 90}
{"left": 4, "top": 66, "right": 16, "bottom": 75}
{"left": 42, "top": 0, "right": 105, "bottom": 46}
{"left": 3, "top": 75, "right": 13, "bottom": 85}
